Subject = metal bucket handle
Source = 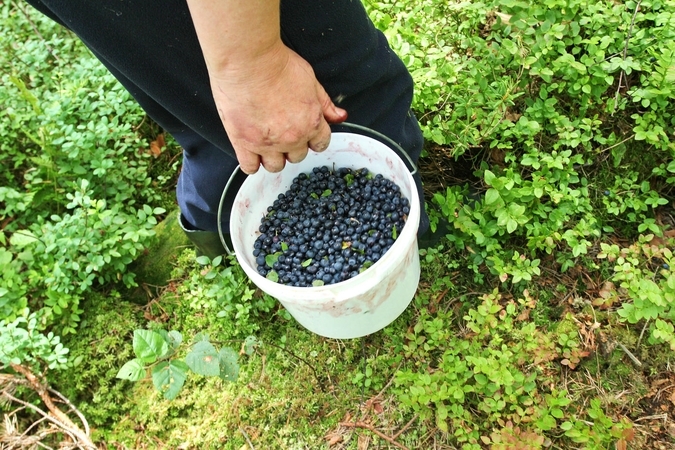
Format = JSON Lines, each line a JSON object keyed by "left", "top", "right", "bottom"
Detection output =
{"left": 217, "top": 122, "right": 418, "bottom": 255}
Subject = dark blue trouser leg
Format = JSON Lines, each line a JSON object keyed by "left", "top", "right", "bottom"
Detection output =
{"left": 24, "top": 0, "right": 428, "bottom": 235}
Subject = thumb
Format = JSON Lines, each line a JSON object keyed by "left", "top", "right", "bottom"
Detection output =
{"left": 316, "top": 83, "right": 348, "bottom": 124}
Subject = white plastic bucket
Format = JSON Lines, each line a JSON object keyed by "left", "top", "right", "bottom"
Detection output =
{"left": 226, "top": 131, "right": 420, "bottom": 339}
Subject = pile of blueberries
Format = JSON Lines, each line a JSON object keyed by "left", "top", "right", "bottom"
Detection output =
{"left": 253, "top": 166, "right": 410, "bottom": 287}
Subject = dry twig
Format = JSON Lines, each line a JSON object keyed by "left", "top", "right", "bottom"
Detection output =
{"left": 339, "top": 420, "right": 410, "bottom": 450}
{"left": 2, "top": 365, "right": 96, "bottom": 449}
{"left": 239, "top": 427, "right": 255, "bottom": 450}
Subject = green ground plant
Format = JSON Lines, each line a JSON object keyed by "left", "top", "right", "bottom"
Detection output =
{"left": 0, "top": 3, "right": 166, "bottom": 334}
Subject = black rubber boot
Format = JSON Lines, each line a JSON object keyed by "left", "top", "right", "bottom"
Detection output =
{"left": 178, "top": 212, "right": 229, "bottom": 260}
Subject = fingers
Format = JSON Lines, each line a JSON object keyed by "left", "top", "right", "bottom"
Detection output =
{"left": 285, "top": 148, "right": 309, "bottom": 164}
{"left": 307, "top": 118, "right": 332, "bottom": 153}
{"left": 236, "top": 149, "right": 262, "bottom": 175}
{"left": 260, "top": 153, "right": 287, "bottom": 173}
{"left": 317, "top": 83, "right": 348, "bottom": 124}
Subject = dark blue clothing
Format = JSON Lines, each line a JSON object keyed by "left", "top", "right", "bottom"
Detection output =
{"left": 24, "top": 0, "right": 428, "bottom": 235}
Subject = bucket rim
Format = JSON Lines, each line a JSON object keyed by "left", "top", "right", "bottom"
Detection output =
{"left": 225, "top": 131, "right": 421, "bottom": 302}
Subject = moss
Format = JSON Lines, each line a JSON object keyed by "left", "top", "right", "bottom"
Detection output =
{"left": 125, "top": 209, "right": 192, "bottom": 304}
{"left": 51, "top": 291, "right": 144, "bottom": 429}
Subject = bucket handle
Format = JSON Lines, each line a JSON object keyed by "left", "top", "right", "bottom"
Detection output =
{"left": 331, "top": 122, "right": 418, "bottom": 176}
{"left": 218, "top": 165, "right": 243, "bottom": 256}
{"left": 217, "top": 122, "right": 419, "bottom": 255}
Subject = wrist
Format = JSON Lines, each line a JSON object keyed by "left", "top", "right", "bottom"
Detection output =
{"left": 207, "top": 40, "right": 291, "bottom": 86}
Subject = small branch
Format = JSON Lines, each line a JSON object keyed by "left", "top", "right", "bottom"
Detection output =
{"left": 9, "top": 363, "right": 96, "bottom": 449}
{"left": 615, "top": 341, "right": 642, "bottom": 367}
{"left": 48, "top": 386, "right": 91, "bottom": 436}
{"left": 239, "top": 427, "right": 255, "bottom": 450}
{"left": 371, "top": 362, "right": 402, "bottom": 404}
{"left": 598, "top": 134, "right": 635, "bottom": 153}
{"left": 635, "top": 413, "right": 668, "bottom": 422}
{"left": 14, "top": 0, "right": 61, "bottom": 61}
{"left": 1, "top": 389, "right": 78, "bottom": 444}
{"left": 612, "top": 0, "right": 643, "bottom": 114}
{"left": 262, "top": 341, "right": 326, "bottom": 391}
{"left": 339, "top": 421, "right": 410, "bottom": 450}
{"left": 392, "top": 414, "right": 419, "bottom": 441}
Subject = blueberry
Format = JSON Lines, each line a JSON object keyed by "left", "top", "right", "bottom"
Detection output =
{"left": 253, "top": 166, "right": 409, "bottom": 285}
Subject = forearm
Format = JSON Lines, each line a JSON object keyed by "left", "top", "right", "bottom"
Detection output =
{"left": 186, "top": 0, "right": 282, "bottom": 77}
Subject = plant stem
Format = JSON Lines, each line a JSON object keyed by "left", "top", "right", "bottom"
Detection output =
{"left": 613, "top": 0, "right": 643, "bottom": 114}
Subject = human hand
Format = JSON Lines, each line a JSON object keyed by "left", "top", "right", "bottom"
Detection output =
{"left": 209, "top": 42, "right": 348, "bottom": 174}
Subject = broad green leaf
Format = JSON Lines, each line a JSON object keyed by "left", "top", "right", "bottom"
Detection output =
{"left": 152, "top": 360, "right": 188, "bottom": 400}
{"left": 312, "top": 280, "right": 325, "bottom": 287}
{"left": 9, "top": 230, "right": 37, "bottom": 248}
{"left": 186, "top": 341, "right": 220, "bottom": 376}
{"left": 436, "top": 401, "right": 448, "bottom": 421}
{"left": 116, "top": 358, "right": 145, "bottom": 381}
{"left": 301, "top": 259, "right": 312, "bottom": 267}
{"left": 501, "top": 38, "right": 518, "bottom": 55}
{"left": 484, "top": 188, "right": 500, "bottom": 206}
{"left": 266, "top": 270, "right": 279, "bottom": 282}
{"left": 483, "top": 170, "right": 496, "bottom": 186}
{"left": 218, "top": 347, "right": 240, "bottom": 382}
{"left": 195, "top": 255, "right": 210, "bottom": 265}
{"left": 243, "top": 336, "right": 260, "bottom": 356}
{"left": 192, "top": 332, "right": 210, "bottom": 343}
{"left": 133, "top": 330, "right": 170, "bottom": 364}
{"left": 168, "top": 330, "right": 182, "bottom": 349}
{"left": 266, "top": 252, "right": 280, "bottom": 268}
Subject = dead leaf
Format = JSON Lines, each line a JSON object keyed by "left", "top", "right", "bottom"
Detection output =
{"left": 504, "top": 110, "right": 522, "bottom": 122}
{"left": 149, "top": 134, "right": 165, "bottom": 158}
{"left": 357, "top": 434, "right": 370, "bottom": 450}
{"left": 669, "top": 390, "right": 675, "bottom": 406}
{"left": 598, "top": 281, "right": 615, "bottom": 298}
{"left": 491, "top": 148, "right": 507, "bottom": 166}
{"left": 326, "top": 434, "right": 342, "bottom": 446}
{"left": 495, "top": 11, "right": 513, "bottom": 24}
{"left": 516, "top": 308, "right": 531, "bottom": 322}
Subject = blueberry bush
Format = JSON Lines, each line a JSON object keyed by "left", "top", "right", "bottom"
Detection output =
{"left": 0, "top": 4, "right": 166, "bottom": 333}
